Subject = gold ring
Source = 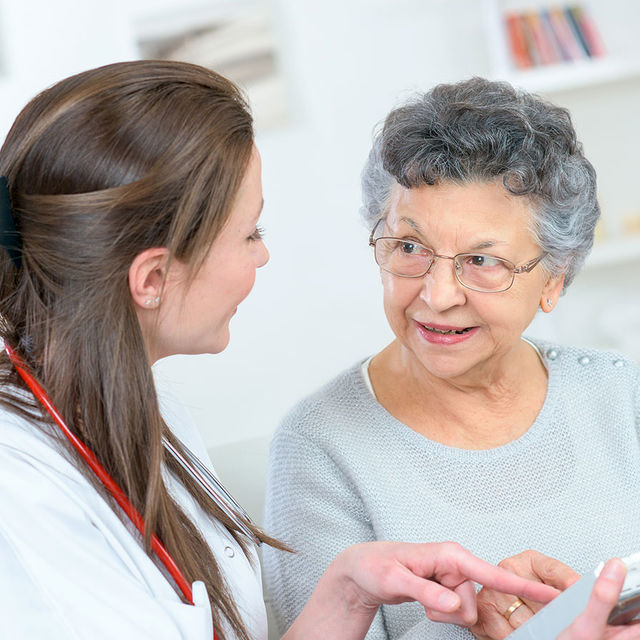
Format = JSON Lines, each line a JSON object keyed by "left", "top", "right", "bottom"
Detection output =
{"left": 503, "top": 598, "right": 525, "bottom": 621}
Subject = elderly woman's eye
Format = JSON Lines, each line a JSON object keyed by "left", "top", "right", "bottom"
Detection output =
{"left": 467, "top": 254, "right": 501, "bottom": 268}
{"left": 400, "top": 241, "right": 422, "bottom": 255}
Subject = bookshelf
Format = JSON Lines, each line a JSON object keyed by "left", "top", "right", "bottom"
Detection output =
{"left": 499, "top": 57, "right": 640, "bottom": 94}
{"left": 483, "top": 0, "right": 640, "bottom": 93}
{"left": 482, "top": 0, "right": 640, "bottom": 277}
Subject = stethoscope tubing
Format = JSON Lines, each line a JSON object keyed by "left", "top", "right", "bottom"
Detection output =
{"left": 4, "top": 343, "right": 197, "bottom": 604}
{"left": 163, "top": 437, "right": 261, "bottom": 546}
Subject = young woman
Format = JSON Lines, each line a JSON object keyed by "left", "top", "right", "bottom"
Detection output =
{"left": 0, "top": 60, "right": 625, "bottom": 640}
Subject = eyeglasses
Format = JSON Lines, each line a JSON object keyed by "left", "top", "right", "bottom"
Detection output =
{"left": 368, "top": 218, "right": 546, "bottom": 293}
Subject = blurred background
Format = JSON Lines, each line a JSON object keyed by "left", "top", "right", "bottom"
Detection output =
{"left": 0, "top": 0, "right": 638, "bottom": 488}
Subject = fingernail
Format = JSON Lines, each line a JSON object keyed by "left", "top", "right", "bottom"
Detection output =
{"left": 437, "top": 592, "right": 459, "bottom": 611}
{"left": 602, "top": 559, "right": 624, "bottom": 580}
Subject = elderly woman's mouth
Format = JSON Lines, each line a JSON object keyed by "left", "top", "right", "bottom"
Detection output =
{"left": 420, "top": 322, "right": 475, "bottom": 334}
{"left": 415, "top": 322, "right": 479, "bottom": 343}
{"left": 424, "top": 326, "right": 472, "bottom": 335}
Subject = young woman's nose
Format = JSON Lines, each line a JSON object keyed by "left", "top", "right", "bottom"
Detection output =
{"left": 256, "top": 241, "right": 269, "bottom": 268}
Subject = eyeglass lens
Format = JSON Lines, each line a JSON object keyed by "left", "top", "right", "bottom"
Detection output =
{"left": 374, "top": 238, "right": 514, "bottom": 292}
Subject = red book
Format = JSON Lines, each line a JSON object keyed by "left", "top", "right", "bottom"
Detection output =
{"left": 505, "top": 12, "right": 534, "bottom": 69}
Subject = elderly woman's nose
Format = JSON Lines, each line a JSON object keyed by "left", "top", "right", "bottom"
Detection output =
{"left": 419, "top": 259, "right": 466, "bottom": 311}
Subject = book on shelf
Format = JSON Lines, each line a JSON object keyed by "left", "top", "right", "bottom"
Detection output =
{"left": 546, "top": 7, "right": 586, "bottom": 62}
{"left": 524, "top": 11, "right": 559, "bottom": 65}
{"left": 505, "top": 13, "right": 534, "bottom": 69}
{"left": 504, "top": 4, "right": 606, "bottom": 71}
{"left": 569, "top": 5, "right": 606, "bottom": 57}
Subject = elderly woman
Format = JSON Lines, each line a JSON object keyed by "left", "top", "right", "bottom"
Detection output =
{"left": 263, "top": 77, "right": 640, "bottom": 640}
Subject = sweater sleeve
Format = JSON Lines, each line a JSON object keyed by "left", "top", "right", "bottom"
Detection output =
{"left": 262, "top": 425, "right": 393, "bottom": 639}
{"left": 261, "top": 423, "right": 470, "bottom": 640}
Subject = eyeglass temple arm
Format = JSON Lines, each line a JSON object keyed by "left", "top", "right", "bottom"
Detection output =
{"left": 369, "top": 218, "right": 383, "bottom": 246}
{"left": 514, "top": 253, "right": 547, "bottom": 274}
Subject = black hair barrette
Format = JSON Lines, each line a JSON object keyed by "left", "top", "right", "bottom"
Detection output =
{"left": 0, "top": 176, "right": 22, "bottom": 269}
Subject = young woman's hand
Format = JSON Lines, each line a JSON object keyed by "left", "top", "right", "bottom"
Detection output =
{"left": 284, "top": 541, "right": 558, "bottom": 640}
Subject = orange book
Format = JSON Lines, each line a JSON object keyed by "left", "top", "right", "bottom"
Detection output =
{"left": 523, "top": 11, "right": 560, "bottom": 65}
{"left": 505, "top": 12, "right": 534, "bottom": 69}
{"left": 519, "top": 13, "right": 541, "bottom": 66}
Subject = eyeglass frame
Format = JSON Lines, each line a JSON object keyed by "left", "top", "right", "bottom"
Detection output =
{"left": 368, "top": 217, "right": 547, "bottom": 293}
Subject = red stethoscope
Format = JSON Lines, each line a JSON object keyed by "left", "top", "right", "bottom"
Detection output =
{"left": 5, "top": 343, "right": 219, "bottom": 639}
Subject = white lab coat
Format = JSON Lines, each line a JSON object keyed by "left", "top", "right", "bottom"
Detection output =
{"left": 0, "top": 389, "right": 267, "bottom": 640}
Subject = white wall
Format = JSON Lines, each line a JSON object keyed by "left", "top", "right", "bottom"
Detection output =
{"left": 153, "top": 0, "right": 498, "bottom": 446}
{"left": 0, "top": 0, "right": 638, "bottom": 449}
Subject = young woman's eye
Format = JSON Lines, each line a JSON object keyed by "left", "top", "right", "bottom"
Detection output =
{"left": 249, "top": 226, "right": 265, "bottom": 241}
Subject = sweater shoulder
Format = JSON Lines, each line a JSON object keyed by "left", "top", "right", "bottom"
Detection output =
{"left": 526, "top": 338, "right": 639, "bottom": 421}
{"left": 529, "top": 337, "right": 638, "bottom": 379}
{"left": 276, "top": 360, "right": 372, "bottom": 442}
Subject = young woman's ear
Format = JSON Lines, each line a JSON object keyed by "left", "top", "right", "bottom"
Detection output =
{"left": 540, "top": 272, "right": 565, "bottom": 313}
{"left": 128, "top": 247, "right": 170, "bottom": 311}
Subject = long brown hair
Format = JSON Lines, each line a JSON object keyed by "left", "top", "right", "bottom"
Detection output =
{"left": 0, "top": 60, "right": 283, "bottom": 640}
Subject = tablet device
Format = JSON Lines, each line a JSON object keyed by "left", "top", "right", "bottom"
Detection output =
{"left": 507, "top": 552, "right": 640, "bottom": 639}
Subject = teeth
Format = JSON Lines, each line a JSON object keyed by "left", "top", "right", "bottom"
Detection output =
{"left": 425, "top": 326, "right": 470, "bottom": 335}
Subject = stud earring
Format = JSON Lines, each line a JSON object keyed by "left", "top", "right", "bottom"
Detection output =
{"left": 145, "top": 296, "right": 160, "bottom": 307}
{"left": 547, "top": 298, "right": 553, "bottom": 307}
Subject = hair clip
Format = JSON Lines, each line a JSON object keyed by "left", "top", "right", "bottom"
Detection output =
{"left": 0, "top": 176, "right": 22, "bottom": 269}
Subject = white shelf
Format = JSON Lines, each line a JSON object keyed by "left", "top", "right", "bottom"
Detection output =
{"left": 583, "top": 236, "right": 640, "bottom": 270}
{"left": 483, "top": 0, "right": 640, "bottom": 94}
{"left": 493, "top": 56, "right": 640, "bottom": 94}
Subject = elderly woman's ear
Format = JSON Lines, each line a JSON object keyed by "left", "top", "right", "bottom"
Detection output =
{"left": 540, "top": 273, "right": 565, "bottom": 312}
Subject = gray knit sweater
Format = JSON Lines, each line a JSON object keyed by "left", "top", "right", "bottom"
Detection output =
{"left": 263, "top": 341, "right": 640, "bottom": 639}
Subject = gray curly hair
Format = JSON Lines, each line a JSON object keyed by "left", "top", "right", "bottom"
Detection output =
{"left": 361, "top": 77, "right": 600, "bottom": 290}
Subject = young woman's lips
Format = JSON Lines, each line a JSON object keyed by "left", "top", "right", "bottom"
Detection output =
{"left": 415, "top": 321, "right": 479, "bottom": 345}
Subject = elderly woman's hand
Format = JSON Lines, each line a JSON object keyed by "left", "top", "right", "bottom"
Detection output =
{"left": 558, "top": 559, "right": 640, "bottom": 639}
{"left": 471, "top": 550, "right": 580, "bottom": 639}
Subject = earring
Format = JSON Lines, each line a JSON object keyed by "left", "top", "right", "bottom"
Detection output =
{"left": 145, "top": 296, "right": 160, "bottom": 307}
{"left": 547, "top": 298, "right": 553, "bottom": 307}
